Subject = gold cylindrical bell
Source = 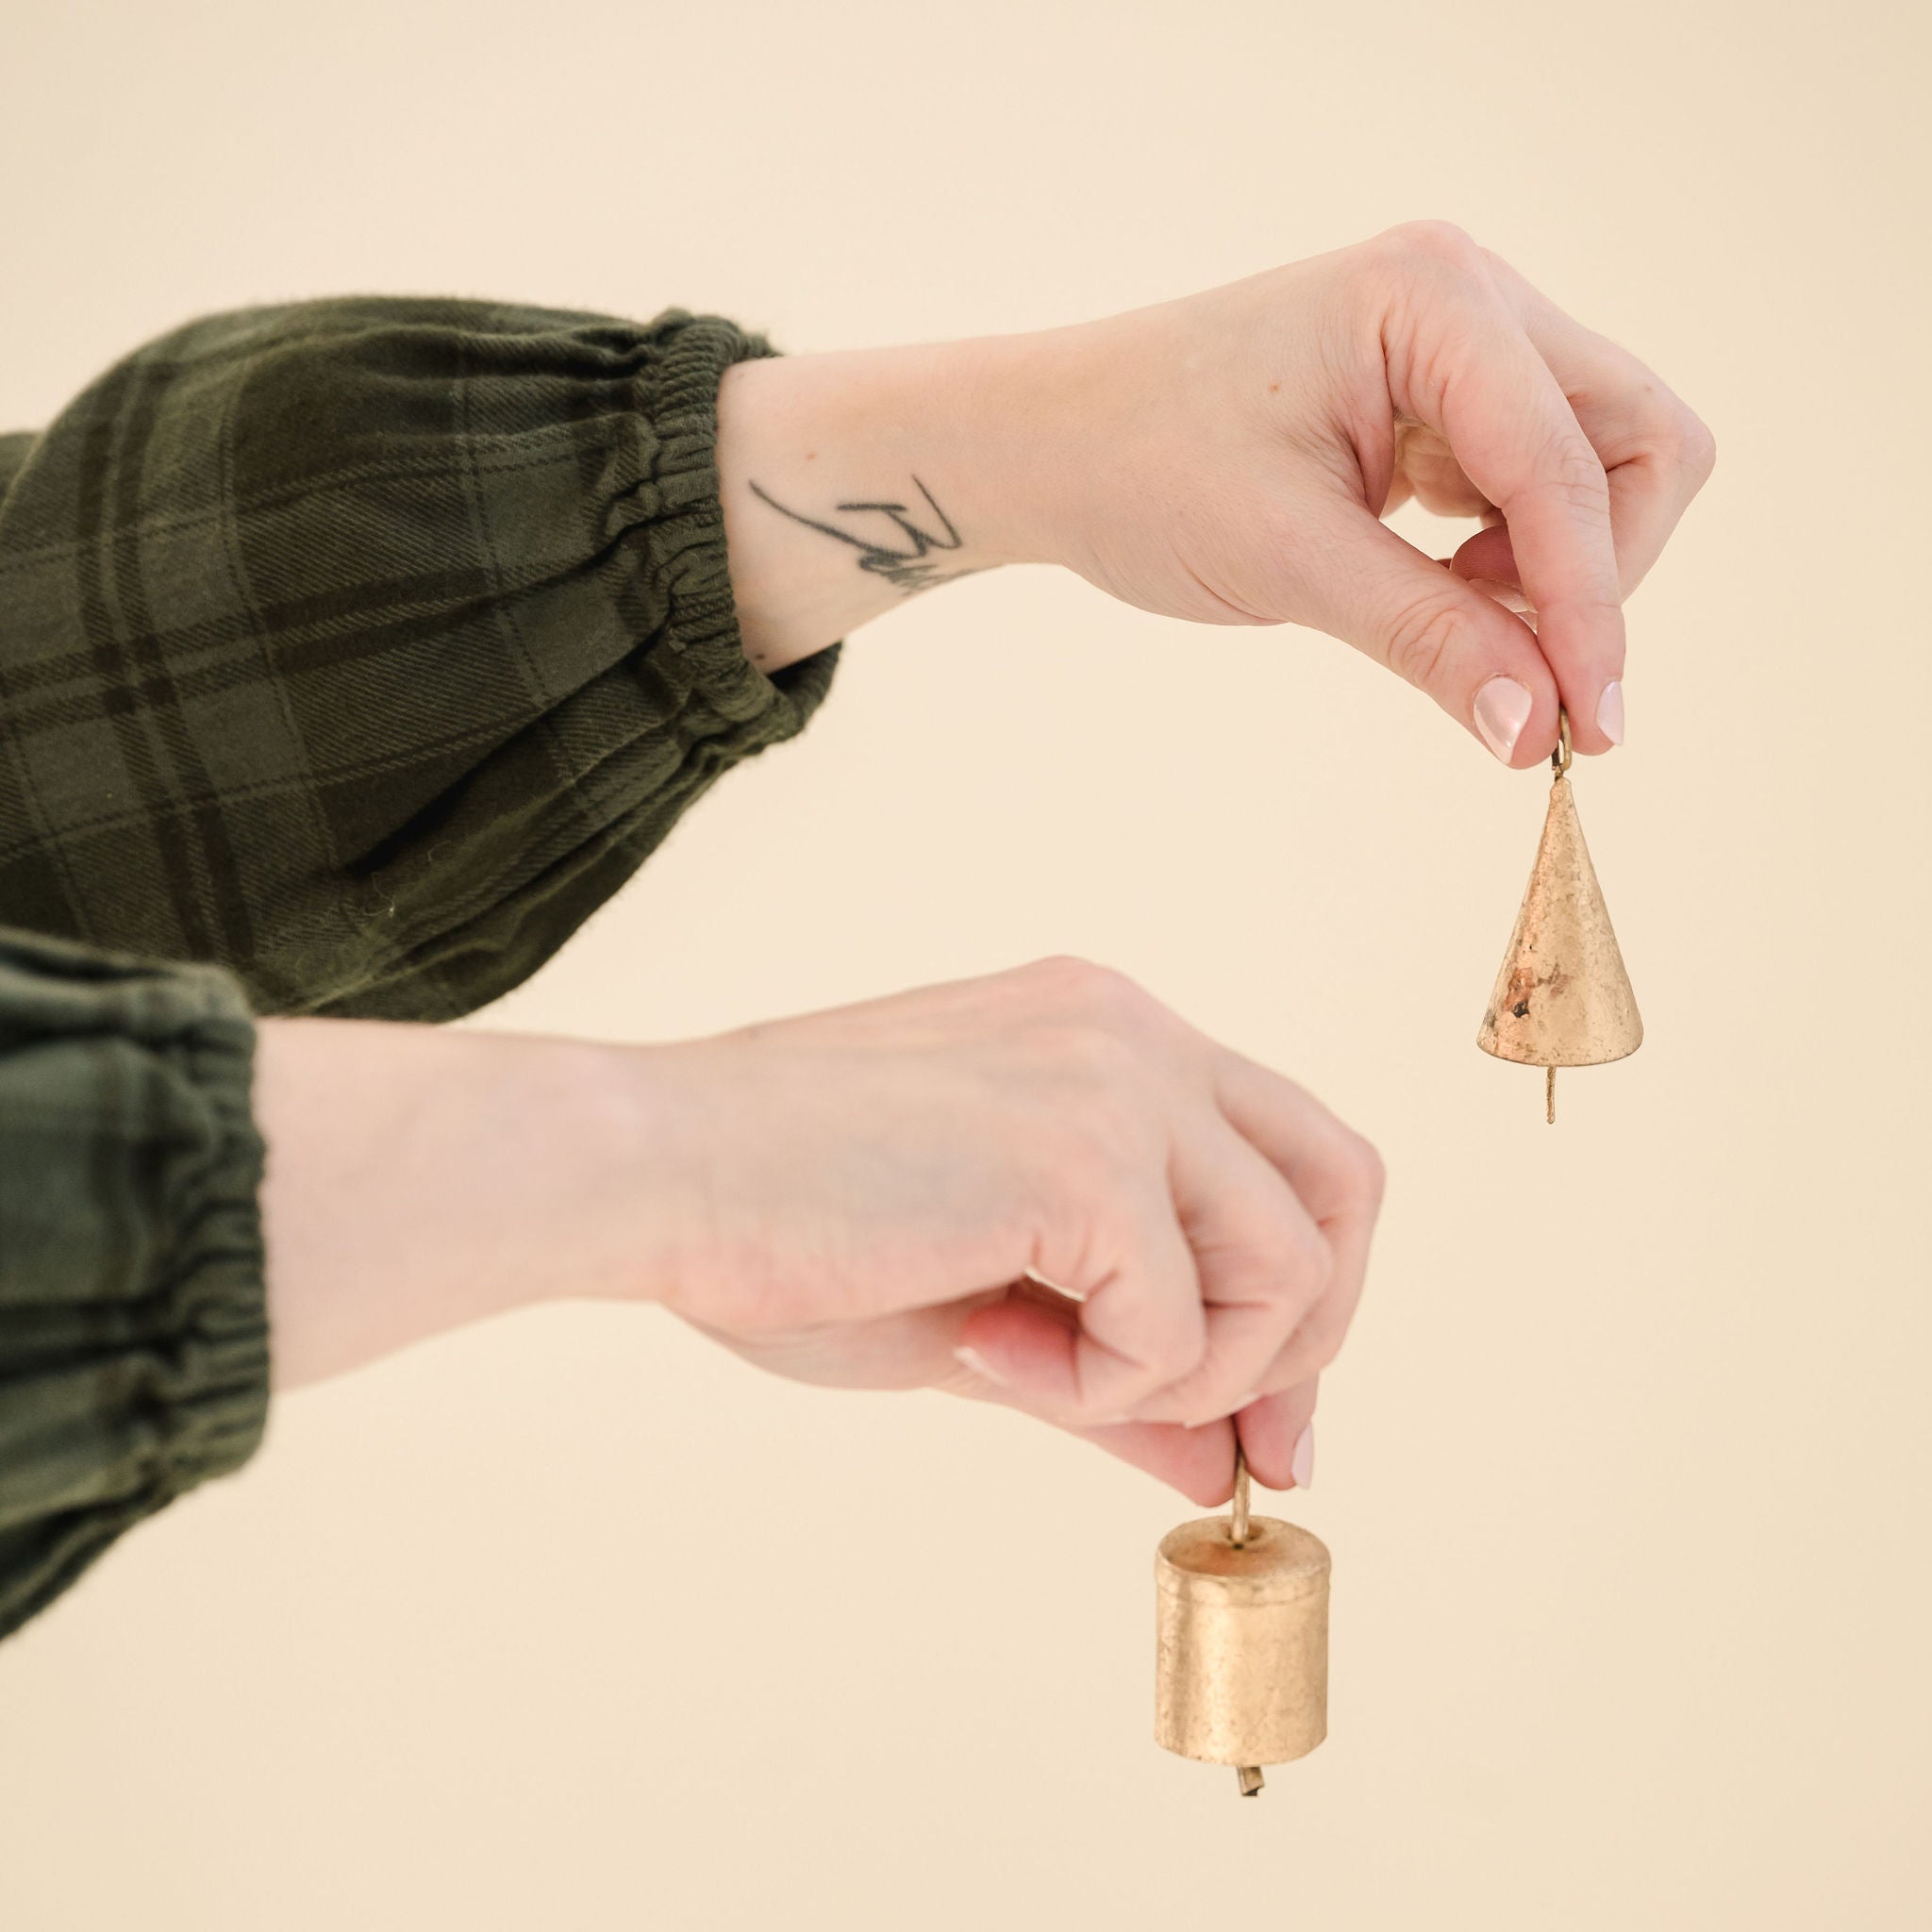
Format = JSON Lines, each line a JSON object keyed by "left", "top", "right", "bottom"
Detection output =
{"left": 1154, "top": 1461, "right": 1329, "bottom": 1789}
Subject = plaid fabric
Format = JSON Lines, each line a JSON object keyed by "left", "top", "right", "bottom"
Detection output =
{"left": 0, "top": 924, "right": 267, "bottom": 1641}
{"left": 0, "top": 298, "right": 838, "bottom": 1021}
{"left": 0, "top": 300, "right": 843, "bottom": 1638}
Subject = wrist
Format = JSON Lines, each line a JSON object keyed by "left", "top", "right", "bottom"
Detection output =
{"left": 257, "top": 1021, "right": 678, "bottom": 1384}
{"left": 714, "top": 328, "right": 1084, "bottom": 669}
{"left": 946, "top": 319, "right": 1107, "bottom": 573}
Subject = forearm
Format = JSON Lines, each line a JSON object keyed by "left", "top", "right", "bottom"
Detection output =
{"left": 255, "top": 1019, "right": 673, "bottom": 1387}
{"left": 715, "top": 330, "right": 1082, "bottom": 671}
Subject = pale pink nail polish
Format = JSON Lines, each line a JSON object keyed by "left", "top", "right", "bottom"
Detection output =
{"left": 954, "top": 1343, "right": 1008, "bottom": 1388}
{"left": 1596, "top": 679, "right": 1625, "bottom": 746}
{"left": 1290, "top": 1424, "right": 1315, "bottom": 1490}
{"left": 1473, "top": 676, "right": 1533, "bottom": 763}
{"left": 1466, "top": 575, "right": 1534, "bottom": 616}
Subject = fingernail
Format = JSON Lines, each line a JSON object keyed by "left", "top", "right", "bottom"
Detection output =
{"left": 1473, "top": 676, "right": 1533, "bottom": 763}
{"left": 953, "top": 1344, "right": 1008, "bottom": 1388}
{"left": 1466, "top": 575, "right": 1533, "bottom": 616}
{"left": 1021, "top": 1265, "right": 1086, "bottom": 1301}
{"left": 1596, "top": 679, "right": 1625, "bottom": 746}
{"left": 1290, "top": 1424, "right": 1315, "bottom": 1490}
{"left": 1189, "top": 1392, "right": 1259, "bottom": 1428}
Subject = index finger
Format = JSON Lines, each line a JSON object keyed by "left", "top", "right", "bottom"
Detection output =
{"left": 1490, "top": 254, "right": 1719, "bottom": 603}
{"left": 1210, "top": 1048, "right": 1385, "bottom": 1238}
{"left": 1210, "top": 1047, "right": 1385, "bottom": 1425}
{"left": 1409, "top": 302, "right": 1626, "bottom": 756}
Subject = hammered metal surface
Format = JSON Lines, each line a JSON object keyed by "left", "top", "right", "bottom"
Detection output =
{"left": 1154, "top": 1517, "right": 1329, "bottom": 1768}
{"left": 1477, "top": 774, "right": 1642, "bottom": 1069}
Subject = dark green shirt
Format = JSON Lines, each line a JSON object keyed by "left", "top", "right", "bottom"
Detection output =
{"left": 0, "top": 298, "right": 839, "bottom": 1639}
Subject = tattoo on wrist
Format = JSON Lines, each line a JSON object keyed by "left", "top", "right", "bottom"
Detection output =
{"left": 747, "top": 475, "right": 979, "bottom": 596}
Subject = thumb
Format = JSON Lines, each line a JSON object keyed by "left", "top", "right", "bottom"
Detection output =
{"left": 1298, "top": 504, "right": 1560, "bottom": 766}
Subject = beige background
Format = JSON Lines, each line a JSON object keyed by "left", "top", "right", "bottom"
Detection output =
{"left": 3, "top": 2, "right": 1927, "bottom": 1926}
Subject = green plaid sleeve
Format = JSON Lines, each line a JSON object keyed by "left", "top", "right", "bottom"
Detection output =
{"left": 0, "top": 924, "right": 268, "bottom": 1642}
{"left": 0, "top": 298, "right": 839, "bottom": 1021}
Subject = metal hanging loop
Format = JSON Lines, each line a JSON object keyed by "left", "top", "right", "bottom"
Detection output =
{"left": 1229, "top": 1445, "right": 1258, "bottom": 1795}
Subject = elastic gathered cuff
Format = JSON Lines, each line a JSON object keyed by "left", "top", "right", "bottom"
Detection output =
{"left": 625, "top": 310, "right": 841, "bottom": 727}
{"left": 0, "top": 295, "right": 841, "bottom": 1024}
{"left": 0, "top": 926, "right": 269, "bottom": 1641}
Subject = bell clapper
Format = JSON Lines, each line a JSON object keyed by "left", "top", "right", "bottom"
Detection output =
{"left": 1543, "top": 719, "right": 1571, "bottom": 1135}
{"left": 1228, "top": 1449, "right": 1265, "bottom": 1797}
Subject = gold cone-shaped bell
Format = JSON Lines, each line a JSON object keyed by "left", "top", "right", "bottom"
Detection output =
{"left": 1477, "top": 713, "right": 1641, "bottom": 1119}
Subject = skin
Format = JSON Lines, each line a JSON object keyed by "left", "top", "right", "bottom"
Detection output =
{"left": 258, "top": 223, "right": 1713, "bottom": 1507}
{"left": 258, "top": 962, "right": 1379, "bottom": 1502}
{"left": 717, "top": 221, "right": 1715, "bottom": 760}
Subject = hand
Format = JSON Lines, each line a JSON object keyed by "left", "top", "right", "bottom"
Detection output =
{"left": 717, "top": 222, "right": 1714, "bottom": 766}
{"left": 629, "top": 957, "right": 1384, "bottom": 1504}
{"left": 258, "top": 960, "right": 1382, "bottom": 1505}
{"left": 1017, "top": 221, "right": 1716, "bottom": 763}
